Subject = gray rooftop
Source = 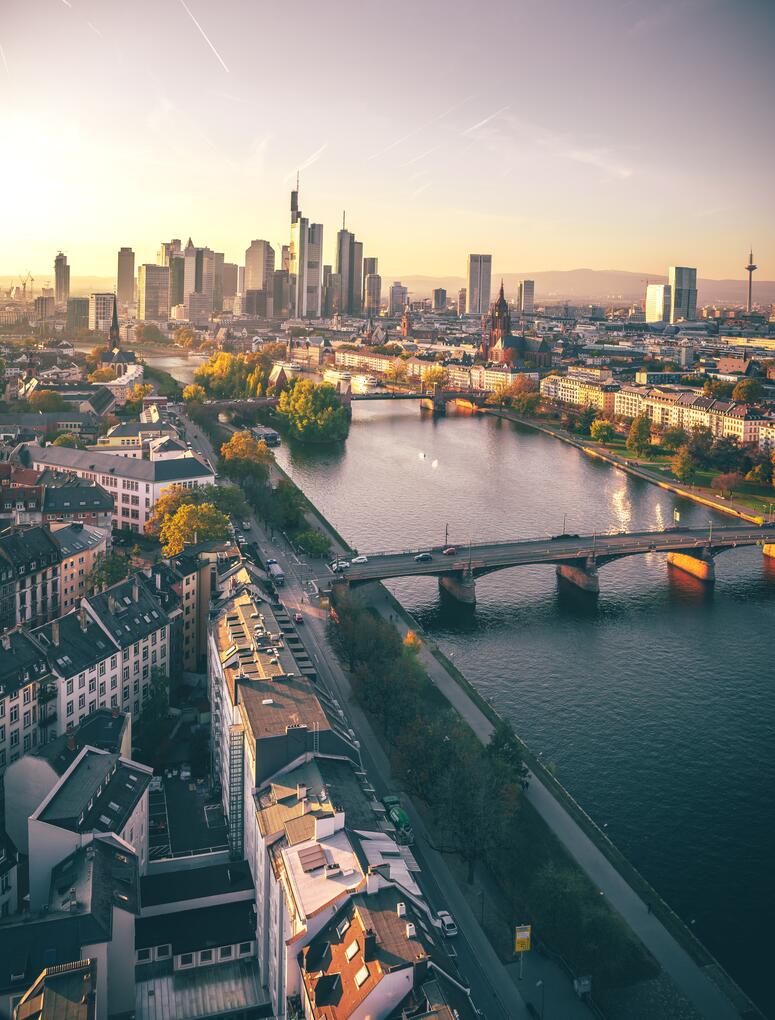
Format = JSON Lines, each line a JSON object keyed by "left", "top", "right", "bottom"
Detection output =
{"left": 29, "top": 444, "right": 214, "bottom": 483}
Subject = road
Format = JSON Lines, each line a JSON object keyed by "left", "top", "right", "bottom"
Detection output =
{"left": 178, "top": 410, "right": 538, "bottom": 1019}
{"left": 323, "top": 525, "right": 775, "bottom": 586}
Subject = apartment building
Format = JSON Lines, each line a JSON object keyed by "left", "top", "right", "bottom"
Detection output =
{"left": 28, "top": 445, "right": 214, "bottom": 533}
{"left": 50, "top": 521, "right": 110, "bottom": 614}
{"left": 0, "top": 629, "right": 50, "bottom": 771}
{"left": 613, "top": 385, "right": 769, "bottom": 443}
{"left": 540, "top": 373, "right": 619, "bottom": 414}
{"left": 0, "top": 526, "right": 61, "bottom": 632}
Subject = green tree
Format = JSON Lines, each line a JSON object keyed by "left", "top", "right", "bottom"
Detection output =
{"left": 661, "top": 426, "right": 688, "bottom": 452}
{"left": 277, "top": 381, "right": 350, "bottom": 442}
{"left": 29, "top": 389, "right": 67, "bottom": 412}
{"left": 703, "top": 378, "right": 734, "bottom": 399}
{"left": 135, "top": 322, "right": 166, "bottom": 343}
{"left": 745, "top": 462, "right": 772, "bottom": 486}
{"left": 293, "top": 528, "right": 332, "bottom": 557}
{"left": 52, "top": 432, "right": 84, "bottom": 449}
{"left": 85, "top": 551, "right": 131, "bottom": 594}
{"left": 183, "top": 383, "right": 206, "bottom": 403}
{"left": 576, "top": 406, "right": 597, "bottom": 435}
{"left": 590, "top": 419, "right": 615, "bottom": 445}
{"left": 731, "top": 377, "right": 764, "bottom": 403}
{"left": 626, "top": 414, "right": 652, "bottom": 457}
{"left": 672, "top": 444, "right": 698, "bottom": 483}
{"left": 159, "top": 502, "right": 230, "bottom": 555}
{"left": 686, "top": 426, "right": 714, "bottom": 467}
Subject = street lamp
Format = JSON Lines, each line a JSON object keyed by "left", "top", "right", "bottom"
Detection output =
{"left": 536, "top": 979, "right": 545, "bottom": 1019}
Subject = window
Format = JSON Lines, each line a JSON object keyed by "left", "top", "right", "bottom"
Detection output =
{"left": 9, "top": 706, "right": 18, "bottom": 724}
{"left": 199, "top": 949, "right": 213, "bottom": 963}
{"left": 23, "top": 688, "right": 31, "bottom": 705}
{"left": 354, "top": 964, "right": 370, "bottom": 988}
{"left": 66, "top": 679, "right": 74, "bottom": 695}
{"left": 137, "top": 949, "right": 152, "bottom": 963}
{"left": 219, "top": 946, "right": 233, "bottom": 960}
{"left": 345, "top": 940, "right": 359, "bottom": 962}
{"left": 99, "top": 662, "right": 106, "bottom": 677}
{"left": 23, "top": 734, "right": 30, "bottom": 752}
{"left": 179, "top": 953, "right": 194, "bottom": 967}
{"left": 238, "top": 942, "right": 252, "bottom": 956}
{"left": 78, "top": 694, "right": 85, "bottom": 709}
{"left": 23, "top": 711, "right": 30, "bottom": 728}
{"left": 66, "top": 702, "right": 74, "bottom": 718}
{"left": 10, "top": 731, "right": 19, "bottom": 747}
{"left": 156, "top": 945, "right": 171, "bottom": 960}
{"left": 89, "top": 677, "right": 96, "bottom": 693}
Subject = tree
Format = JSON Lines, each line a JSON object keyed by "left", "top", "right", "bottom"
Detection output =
{"left": 626, "top": 414, "right": 652, "bottom": 457}
{"left": 52, "top": 432, "right": 84, "bottom": 449}
{"left": 146, "top": 483, "right": 249, "bottom": 536}
{"left": 745, "top": 462, "right": 772, "bottom": 486}
{"left": 159, "top": 502, "right": 230, "bottom": 555}
{"left": 686, "top": 426, "right": 714, "bottom": 467}
{"left": 138, "top": 666, "right": 171, "bottom": 749}
{"left": 732, "top": 377, "right": 764, "bottom": 404}
{"left": 183, "top": 383, "right": 207, "bottom": 403}
{"left": 590, "top": 419, "right": 615, "bottom": 445}
{"left": 88, "top": 366, "right": 117, "bottom": 382}
{"left": 277, "top": 381, "right": 350, "bottom": 442}
{"left": 220, "top": 430, "right": 274, "bottom": 482}
{"left": 385, "top": 360, "right": 408, "bottom": 385}
{"left": 293, "top": 528, "right": 332, "bottom": 557}
{"left": 85, "top": 551, "right": 131, "bottom": 594}
{"left": 661, "top": 426, "right": 688, "bottom": 452}
{"left": 577, "top": 406, "right": 597, "bottom": 435}
{"left": 709, "top": 436, "right": 742, "bottom": 473}
{"left": 29, "top": 389, "right": 66, "bottom": 412}
{"left": 135, "top": 322, "right": 166, "bottom": 343}
{"left": 123, "top": 383, "right": 154, "bottom": 415}
{"left": 711, "top": 472, "right": 743, "bottom": 497}
{"left": 174, "top": 326, "right": 199, "bottom": 349}
{"left": 672, "top": 444, "right": 698, "bottom": 484}
{"left": 423, "top": 365, "right": 449, "bottom": 388}
{"left": 703, "top": 378, "right": 734, "bottom": 399}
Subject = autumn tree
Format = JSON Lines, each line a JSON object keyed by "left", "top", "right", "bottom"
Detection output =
{"left": 88, "top": 366, "right": 118, "bottom": 382}
{"left": 423, "top": 365, "right": 449, "bottom": 388}
{"left": 52, "top": 432, "right": 83, "bottom": 449}
{"left": 711, "top": 472, "right": 743, "bottom": 497}
{"left": 220, "top": 430, "right": 274, "bottom": 482}
{"left": 145, "top": 483, "right": 249, "bottom": 536}
{"left": 672, "top": 445, "right": 698, "bottom": 484}
{"left": 277, "top": 381, "right": 349, "bottom": 442}
{"left": 183, "top": 383, "right": 206, "bottom": 403}
{"left": 29, "top": 389, "right": 66, "bottom": 412}
{"left": 626, "top": 414, "right": 652, "bottom": 457}
{"left": 590, "top": 419, "right": 615, "bottom": 445}
{"left": 174, "top": 326, "right": 199, "bottom": 348}
{"left": 159, "top": 502, "right": 230, "bottom": 555}
{"left": 731, "top": 377, "right": 764, "bottom": 404}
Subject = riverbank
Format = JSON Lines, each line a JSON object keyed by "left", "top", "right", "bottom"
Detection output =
{"left": 272, "top": 457, "right": 756, "bottom": 1019}
{"left": 486, "top": 408, "right": 768, "bottom": 525}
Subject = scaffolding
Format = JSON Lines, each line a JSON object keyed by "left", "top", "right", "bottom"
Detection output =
{"left": 228, "top": 723, "right": 245, "bottom": 860}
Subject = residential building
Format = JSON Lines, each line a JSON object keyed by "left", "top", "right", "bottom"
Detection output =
{"left": 467, "top": 254, "right": 492, "bottom": 315}
{"left": 54, "top": 252, "right": 70, "bottom": 309}
{"left": 116, "top": 247, "right": 135, "bottom": 308}
{"left": 668, "top": 266, "right": 698, "bottom": 323}
{"left": 12, "top": 959, "right": 97, "bottom": 1020}
{"left": 88, "top": 295, "right": 116, "bottom": 334}
{"left": 245, "top": 241, "right": 275, "bottom": 294}
{"left": 0, "top": 526, "right": 61, "bottom": 632}
{"left": 645, "top": 283, "right": 671, "bottom": 324}
{"left": 137, "top": 265, "right": 170, "bottom": 322}
{"left": 0, "top": 628, "right": 49, "bottom": 771}
{"left": 540, "top": 373, "right": 619, "bottom": 414}
{"left": 50, "top": 522, "right": 109, "bottom": 614}
{"left": 28, "top": 446, "right": 215, "bottom": 533}
{"left": 517, "top": 278, "right": 535, "bottom": 314}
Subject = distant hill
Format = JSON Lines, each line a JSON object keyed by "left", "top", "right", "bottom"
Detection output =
{"left": 397, "top": 269, "right": 775, "bottom": 306}
{"left": 3, "top": 269, "right": 772, "bottom": 307}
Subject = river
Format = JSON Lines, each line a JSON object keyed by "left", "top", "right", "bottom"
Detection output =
{"left": 272, "top": 400, "right": 774, "bottom": 1016}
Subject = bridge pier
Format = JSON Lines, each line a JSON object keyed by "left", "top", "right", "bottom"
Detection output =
{"left": 667, "top": 551, "right": 715, "bottom": 583}
{"left": 556, "top": 561, "right": 600, "bottom": 594}
{"left": 439, "top": 572, "right": 476, "bottom": 604}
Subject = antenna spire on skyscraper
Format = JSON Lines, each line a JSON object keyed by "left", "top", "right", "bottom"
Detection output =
{"left": 745, "top": 246, "right": 757, "bottom": 314}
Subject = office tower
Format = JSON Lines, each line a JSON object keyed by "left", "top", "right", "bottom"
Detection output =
{"left": 389, "top": 281, "right": 408, "bottom": 316}
{"left": 457, "top": 288, "right": 467, "bottom": 315}
{"left": 323, "top": 267, "right": 342, "bottom": 317}
{"left": 195, "top": 247, "right": 215, "bottom": 307}
{"left": 467, "top": 254, "right": 492, "bottom": 315}
{"left": 281, "top": 245, "right": 290, "bottom": 272}
{"left": 137, "top": 265, "right": 170, "bottom": 321}
{"left": 213, "top": 252, "right": 224, "bottom": 312}
{"left": 289, "top": 182, "right": 324, "bottom": 318}
{"left": 745, "top": 249, "right": 757, "bottom": 314}
{"left": 237, "top": 266, "right": 245, "bottom": 293}
{"left": 34, "top": 295, "right": 55, "bottom": 319}
{"left": 66, "top": 297, "right": 89, "bottom": 331}
{"left": 668, "top": 266, "right": 697, "bottom": 323}
{"left": 244, "top": 290, "right": 273, "bottom": 317}
{"left": 116, "top": 247, "right": 135, "bottom": 308}
{"left": 273, "top": 270, "right": 290, "bottom": 319}
{"left": 517, "top": 279, "right": 535, "bottom": 314}
{"left": 336, "top": 217, "right": 364, "bottom": 315}
{"left": 245, "top": 240, "right": 276, "bottom": 292}
{"left": 169, "top": 255, "right": 185, "bottom": 309}
{"left": 157, "top": 239, "right": 181, "bottom": 266}
{"left": 364, "top": 273, "right": 382, "bottom": 316}
{"left": 432, "top": 288, "right": 447, "bottom": 313}
{"left": 186, "top": 292, "right": 213, "bottom": 326}
{"left": 362, "top": 256, "right": 378, "bottom": 307}
{"left": 222, "top": 262, "right": 238, "bottom": 301}
{"left": 88, "top": 293, "right": 116, "bottom": 333}
{"left": 645, "top": 283, "right": 672, "bottom": 323}
{"left": 54, "top": 252, "right": 70, "bottom": 308}
{"left": 183, "top": 238, "right": 197, "bottom": 302}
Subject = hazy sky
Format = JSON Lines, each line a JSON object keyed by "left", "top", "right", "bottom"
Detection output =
{"left": 1, "top": 0, "right": 773, "bottom": 282}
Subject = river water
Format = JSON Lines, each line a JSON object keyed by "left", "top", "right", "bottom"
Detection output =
{"left": 272, "top": 400, "right": 774, "bottom": 1015}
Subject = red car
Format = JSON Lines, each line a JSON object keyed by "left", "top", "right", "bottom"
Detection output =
{"left": 442, "top": 546, "right": 457, "bottom": 555}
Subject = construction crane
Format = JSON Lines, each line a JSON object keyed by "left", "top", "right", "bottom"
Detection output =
{"left": 18, "top": 271, "right": 33, "bottom": 303}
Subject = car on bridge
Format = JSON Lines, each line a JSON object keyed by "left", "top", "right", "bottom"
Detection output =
{"left": 331, "top": 559, "right": 351, "bottom": 572}
{"left": 414, "top": 552, "right": 432, "bottom": 562}
{"left": 442, "top": 546, "right": 457, "bottom": 555}
{"left": 352, "top": 555, "right": 368, "bottom": 564}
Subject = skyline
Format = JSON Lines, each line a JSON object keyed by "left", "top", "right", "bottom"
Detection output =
{"left": 1, "top": 0, "right": 774, "bottom": 279}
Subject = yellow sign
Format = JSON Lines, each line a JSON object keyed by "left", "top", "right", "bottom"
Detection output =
{"left": 514, "top": 924, "right": 531, "bottom": 953}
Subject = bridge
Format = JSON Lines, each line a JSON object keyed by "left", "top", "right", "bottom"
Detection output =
{"left": 323, "top": 525, "right": 775, "bottom": 603}
{"left": 343, "top": 385, "right": 488, "bottom": 414}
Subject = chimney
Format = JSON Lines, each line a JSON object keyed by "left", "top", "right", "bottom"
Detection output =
{"left": 51, "top": 620, "right": 60, "bottom": 646}
{"left": 296, "top": 783, "right": 307, "bottom": 801}
{"left": 405, "top": 922, "right": 416, "bottom": 939}
{"left": 363, "top": 929, "right": 377, "bottom": 962}
{"left": 108, "top": 595, "right": 117, "bottom": 615}
{"left": 79, "top": 607, "right": 87, "bottom": 632}
{"left": 132, "top": 579, "right": 140, "bottom": 602}
{"left": 1, "top": 634, "right": 10, "bottom": 651}
{"left": 396, "top": 902, "right": 406, "bottom": 918}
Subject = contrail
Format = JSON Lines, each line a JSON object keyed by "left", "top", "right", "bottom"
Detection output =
{"left": 398, "top": 145, "right": 440, "bottom": 169}
{"left": 284, "top": 141, "right": 328, "bottom": 182}
{"left": 60, "top": 0, "right": 72, "bottom": 7}
{"left": 368, "top": 93, "right": 476, "bottom": 161}
{"left": 462, "top": 104, "right": 510, "bottom": 136}
{"left": 86, "top": 21, "right": 102, "bottom": 37}
{"left": 178, "top": 0, "right": 229, "bottom": 72}
{"left": 0, "top": 44, "right": 8, "bottom": 76}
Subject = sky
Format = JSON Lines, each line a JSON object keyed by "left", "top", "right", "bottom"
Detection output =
{"left": 1, "top": 0, "right": 773, "bottom": 283}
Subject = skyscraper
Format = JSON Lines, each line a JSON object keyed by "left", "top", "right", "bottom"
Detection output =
{"left": 289, "top": 182, "right": 324, "bottom": 318}
{"left": 157, "top": 239, "right": 181, "bottom": 266}
{"left": 116, "top": 247, "right": 135, "bottom": 308}
{"left": 668, "top": 266, "right": 697, "bottom": 323}
{"left": 137, "top": 265, "right": 170, "bottom": 321}
{"left": 457, "top": 288, "right": 467, "bottom": 315}
{"left": 245, "top": 240, "right": 275, "bottom": 292}
{"left": 362, "top": 256, "right": 378, "bottom": 309}
{"left": 88, "top": 293, "right": 116, "bottom": 333}
{"left": 389, "top": 281, "right": 408, "bottom": 316}
{"left": 336, "top": 217, "right": 364, "bottom": 315}
{"left": 467, "top": 254, "right": 492, "bottom": 315}
{"left": 364, "top": 273, "right": 382, "bottom": 317}
{"left": 273, "top": 269, "right": 290, "bottom": 319}
{"left": 432, "top": 288, "right": 447, "bottom": 312}
{"left": 66, "top": 297, "right": 89, "bottom": 331}
{"left": 645, "top": 283, "right": 672, "bottom": 324}
{"left": 54, "top": 252, "right": 70, "bottom": 308}
{"left": 517, "top": 279, "right": 535, "bottom": 314}
{"left": 222, "top": 262, "right": 239, "bottom": 302}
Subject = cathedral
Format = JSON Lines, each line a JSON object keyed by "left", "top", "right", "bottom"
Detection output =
{"left": 481, "top": 281, "right": 551, "bottom": 368}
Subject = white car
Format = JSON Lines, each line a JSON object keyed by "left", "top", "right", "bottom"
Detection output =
{"left": 352, "top": 555, "right": 368, "bottom": 564}
{"left": 180, "top": 764, "right": 192, "bottom": 782}
{"left": 331, "top": 560, "right": 350, "bottom": 572}
{"left": 437, "top": 911, "right": 458, "bottom": 937}
{"left": 241, "top": 521, "right": 251, "bottom": 530}
{"left": 149, "top": 776, "right": 163, "bottom": 793}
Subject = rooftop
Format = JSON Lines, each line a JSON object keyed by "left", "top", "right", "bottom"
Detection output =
{"left": 139, "top": 860, "right": 253, "bottom": 909}
{"left": 282, "top": 826, "right": 364, "bottom": 924}
{"left": 28, "top": 445, "right": 214, "bottom": 484}
{"left": 13, "top": 959, "right": 97, "bottom": 1020}
{"left": 135, "top": 900, "right": 255, "bottom": 956}
{"left": 34, "top": 708, "right": 129, "bottom": 776}
{"left": 134, "top": 959, "right": 269, "bottom": 1020}
{"left": 49, "top": 522, "right": 107, "bottom": 559}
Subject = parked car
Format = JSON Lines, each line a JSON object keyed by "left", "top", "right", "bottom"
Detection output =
{"left": 352, "top": 555, "right": 368, "bottom": 564}
{"left": 442, "top": 546, "right": 457, "bottom": 556}
{"left": 414, "top": 552, "right": 432, "bottom": 562}
{"left": 180, "top": 764, "right": 192, "bottom": 782}
{"left": 266, "top": 558, "right": 278, "bottom": 566}
{"left": 437, "top": 910, "right": 458, "bottom": 937}
{"left": 149, "top": 775, "right": 163, "bottom": 793}
{"left": 241, "top": 520, "right": 251, "bottom": 530}
{"left": 294, "top": 612, "right": 304, "bottom": 624}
